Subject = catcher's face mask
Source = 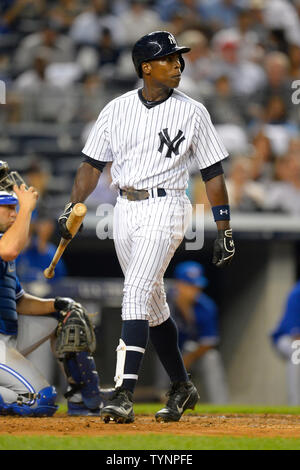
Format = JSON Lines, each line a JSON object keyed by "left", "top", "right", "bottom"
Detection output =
{"left": 0, "top": 161, "right": 27, "bottom": 192}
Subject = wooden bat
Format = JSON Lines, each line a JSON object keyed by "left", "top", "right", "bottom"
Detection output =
{"left": 43, "top": 203, "right": 87, "bottom": 279}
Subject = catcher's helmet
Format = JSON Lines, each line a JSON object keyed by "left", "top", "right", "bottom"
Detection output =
{"left": 0, "top": 190, "right": 18, "bottom": 205}
{"left": 132, "top": 31, "right": 191, "bottom": 78}
{"left": 0, "top": 160, "right": 26, "bottom": 194}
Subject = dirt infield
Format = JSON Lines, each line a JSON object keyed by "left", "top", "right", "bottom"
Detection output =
{"left": 0, "top": 414, "right": 299, "bottom": 438}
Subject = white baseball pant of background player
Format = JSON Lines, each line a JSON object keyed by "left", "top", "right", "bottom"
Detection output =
{"left": 0, "top": 315, "right": 57, "bottom": 403}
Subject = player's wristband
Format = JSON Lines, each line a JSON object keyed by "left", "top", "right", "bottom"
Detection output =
{"left": 212, "top": 205, "right": 230, "bottom": 221}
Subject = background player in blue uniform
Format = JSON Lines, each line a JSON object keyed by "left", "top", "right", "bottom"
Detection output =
{"left": 270, "top": 280, "right": 300, "bottom": 405}
{"left": 0, "top": 161, "right": 111, "bottom": 416}
{"left": 164, "top": 261, "right": 229, "bottom": 403}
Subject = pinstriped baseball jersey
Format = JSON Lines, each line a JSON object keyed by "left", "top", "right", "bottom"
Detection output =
{"left": 82, "top": 88, "right": 228, "bottom": 190}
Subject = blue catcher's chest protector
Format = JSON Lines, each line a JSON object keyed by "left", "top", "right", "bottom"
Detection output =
{"left": 0, "top": 256, "right": 20, "bottom": 335}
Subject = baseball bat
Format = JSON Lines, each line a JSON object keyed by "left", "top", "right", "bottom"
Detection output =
{"left": 43, "top": 203, "right": 87, "bottom": 279}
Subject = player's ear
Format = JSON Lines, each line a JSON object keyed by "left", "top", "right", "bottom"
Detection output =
{"left": 141, "top": 61, "right": 151, "bottom": 76}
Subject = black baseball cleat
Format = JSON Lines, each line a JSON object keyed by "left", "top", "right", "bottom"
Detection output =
{"left": 155, "top": 379, "right": 199, "bottom": 422}
{"left": 100, "top": 387, "right": 135, "bottom": 423}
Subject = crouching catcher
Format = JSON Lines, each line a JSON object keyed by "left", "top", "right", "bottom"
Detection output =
{"left": 0, "top": 160, "right": 113, "bottom": 417}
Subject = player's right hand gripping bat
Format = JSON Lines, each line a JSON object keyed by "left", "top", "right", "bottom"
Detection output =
{"left": 44, "top": 203, "right": 87, "bottom": 279}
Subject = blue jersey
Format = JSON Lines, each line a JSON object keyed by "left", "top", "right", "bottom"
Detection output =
{"left": 0, "top": 254, "right": 24, "bottom": 336}
{"left": 169, "top": 289, "right": 219, "bottom": 350}
{"left": 16, "top": 237, "right": 67, "bottom": 283}
{"left": 271, "top": 281, "right": 300, "bottom": 344}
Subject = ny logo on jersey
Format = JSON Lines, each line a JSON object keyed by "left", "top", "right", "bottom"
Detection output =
{"left": 158, "top": 128, "right": 185, "bottom": 158}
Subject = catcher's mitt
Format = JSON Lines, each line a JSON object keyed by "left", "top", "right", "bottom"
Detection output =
{"left": 55, "top": 302, "right": 96, "bottom": 356}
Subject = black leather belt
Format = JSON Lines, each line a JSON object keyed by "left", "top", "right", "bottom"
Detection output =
{"left": 119, "top": 188, "right": 166, "bottom": 201}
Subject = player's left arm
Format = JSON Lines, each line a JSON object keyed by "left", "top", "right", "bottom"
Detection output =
{"left": 204, "top": 172, "right": 235, "bottom": 267}
{"left": 16, "top": 293, "right": 75, "bottom": 316}
{"left": 16, "top": 292, "right": 56, "bottom": 315}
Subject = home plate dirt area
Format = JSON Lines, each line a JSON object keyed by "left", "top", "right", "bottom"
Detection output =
{"left": 0, "top": 414, "right": 299, "bottom": 438}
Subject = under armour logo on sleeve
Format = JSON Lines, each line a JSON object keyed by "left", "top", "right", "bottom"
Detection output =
{"left": 220, "top": 209, "right": 228, "bottom": 215}
{"left": 158, "top": 128, "right": 185, "bottom": 158}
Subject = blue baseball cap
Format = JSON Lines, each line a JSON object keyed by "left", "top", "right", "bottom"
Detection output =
{"left": 0, "top": 191, "right": 18, "bottom": 205}
{"left": 174, "top": 261, "right": 208, "bottom": 288}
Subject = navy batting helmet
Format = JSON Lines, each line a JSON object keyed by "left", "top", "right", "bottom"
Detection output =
{"left": 132, "top": 31, "right": 191, "bottom": 78}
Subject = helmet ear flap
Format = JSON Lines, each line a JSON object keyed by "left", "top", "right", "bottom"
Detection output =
{"left": 179, "top": 55, "right": 185, "bottom": 73}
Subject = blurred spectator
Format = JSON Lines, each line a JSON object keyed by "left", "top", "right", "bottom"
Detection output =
{"left": 120, "top": 0, "right": 164, "bottom": 47}
{"left": 251, "top": 52, "right": 293, "bottom": 120}
{"left": 264, "top": 151, "right": 300, "bottom": 215}
{"left": 75, "top": 73, "right": 109, "bottom": 123}
{"left": 16, "top": 219, "right": 67, "bottom": 284}
{"left": 225, "top": 156, "right": 265, "bottom": 211}
{"left": 249, "top": 130, "right": 274, "bottom": 182}
{"left": 24, "top": 158, "right": 55, "bottom": 220}
{"left": 270, "top": 279, "right": 300, "bottom": 405}
{"left": 76, "top": 27, "right": 122, "bottom": 76}
{"left": 248, "top": 0, "right": 269, "bottom": 44}
{"left": 13, "top": 20, "right": 75, "bottom": 73}
{"left": 264, "top": 95, "right": 290, "bottom": 125}
{"left": 221, "top": 8, "right": 263, "bottom": 62}
{"left": 205, "top": 74, "right": 246, "bottom": 126}
{"left": 0, "top": 0, "right": 46, "bottom": 35}
{"left": 156, "top": 261, "right": 229, "bottom": 403}
{"left": 13, "top": 48, "right": 79, "bottom": 123}
{"left": 14, "top": 48, "right": 51, "bottom": 91}
{"left": 97, "top": 27, "right": 121, "bottom": 68}
{"left": 288, "top": 137, "right": 300, "bottom": 154}
{"left": 260, "top": 95, "right": 299, "bottom": 157}
{"left": 211, "top": 29, "right": 265, "bottom": 96}
{"left": 199, "top": 0, "right": 243, "bottom": 31}
{"left": 0, "top": 53, "right": 12, "bottom": 82}
{"left": 263, "top": 0, "right": 300, "bottom": 48}
{"left": 288, "top": 43, "right": 300, "bottom": 80}
{"left": 164, "top": 10, "right": 190, "bottom": 36}
{"left": 155, "top": 0, "right": 203, "bottom": 24}
{"left": 47, "top": 0, "right": 84, "bottom": 34}
{"left": 175, "top": 29, "right": 215, "bottom": 100}
{"left": 177, "top": 30, "right": 214, "bottom": 82}
{"left": 69, "top": 0, "right": 126, "bottom": 47}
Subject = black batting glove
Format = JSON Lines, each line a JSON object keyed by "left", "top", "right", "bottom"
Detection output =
{"left": 54, "top": 296, "right": 75, "bottom": 314}
{"left": 212, "top": 228, "right": 235, "bottom": 267}
{"left": 58, "top": 202, "right": 75, "bottom": 239}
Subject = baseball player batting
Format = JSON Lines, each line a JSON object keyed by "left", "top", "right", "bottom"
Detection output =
{"left": 0, "top": 161, "right": 113, "bottom": 417}
{"left": 58, "top": 31, "right": 235, "bottom": 423}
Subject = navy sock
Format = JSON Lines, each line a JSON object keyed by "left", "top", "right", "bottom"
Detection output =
{"left": 120, "top": 320, "right": 149, "bottom": 393}
{"left": 150, "top": 317, "right": 188, "bottom": 383}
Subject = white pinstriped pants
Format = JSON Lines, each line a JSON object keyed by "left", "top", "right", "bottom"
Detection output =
{"left": 113, "top": 193, "right": 192, "bottom": 327}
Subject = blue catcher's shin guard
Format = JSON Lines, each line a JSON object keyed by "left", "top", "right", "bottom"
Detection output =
{"left": 33, "top": 386, "right": 58, "bottom": 417}
{"left": 63, "top": 352, "right": 102, "bottom": 410}
{"left": 0, "top": 387, "right": 58, "bottom": 417}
